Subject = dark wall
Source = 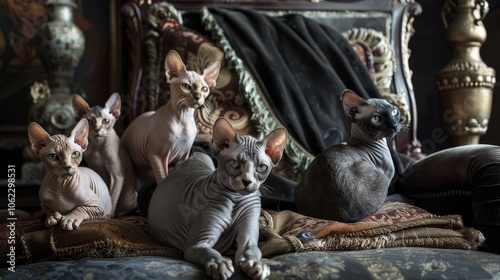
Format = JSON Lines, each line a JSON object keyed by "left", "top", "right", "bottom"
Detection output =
{"left": 480, "top": 2, "right": 500, "bottom": 145}
{"left": 410, "top": 0, "right": 500, "bottom": 154}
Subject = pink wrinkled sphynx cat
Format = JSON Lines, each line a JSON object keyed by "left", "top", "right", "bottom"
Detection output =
{"left": 72, "top": 93, "right": 137, "bottom": 216}
{"left": 28, "top": 119, "right": 112, "bottom": 231}
{"left": 121, "top": 50, "right": 220, "bottom": 186}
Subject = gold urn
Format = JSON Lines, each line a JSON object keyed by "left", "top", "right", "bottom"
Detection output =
{"left": 435, "top": 0, "right": 496, "bottom": 146}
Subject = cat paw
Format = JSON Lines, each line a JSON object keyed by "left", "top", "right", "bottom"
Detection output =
{"left": 205, "top": 257, "right": 234, "bottom": 280}
{"left": 239, "top": 257, "right": 270, "bottom": 280}
{"left": 60, "top": 216, "right": 83, "bottom": 231}
{"left": 45, "top": 212, "right": 62, "bottom": 228}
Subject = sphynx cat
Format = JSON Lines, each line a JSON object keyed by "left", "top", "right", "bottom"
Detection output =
{"left": 120, "top": 50, "right": 220, "bottom": 187}
{"left": 28, "top": 119, "right": 112, "bottom": 231}
{"left": 295, "top": 90, "right": 404, "bottom": 222}
{"left": 72, "top": 93, "right": 137, "bottom": 216}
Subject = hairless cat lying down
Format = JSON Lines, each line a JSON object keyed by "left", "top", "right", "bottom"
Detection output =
{"left": 148, "top": 118, "right": 287, "bottom": 280}
{"left": 28, "top": 119, "right": 112, "bottom": 231}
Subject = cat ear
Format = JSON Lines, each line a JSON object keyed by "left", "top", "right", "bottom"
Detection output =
{"left": 105, "top": 92, "right": 121, "bottom": 118}
{"left": 72, "top": 94, "right": 90, "bottom": 120}
{"left": 165, "top": 50, "right": 187, "bottom": 82}
{"left": 212, "top": 118, "right": 238, "bottom": 154}
{"left": 27, "top": 122, "right": 51, "bottom": 156}
{"left": 262, "top": 128, "right": 288, "bottom": 166}
{"left": 70, "top": 119, "right": 89, "bottom": 151}
{"left": 342, "top": 89, "right": 366, "bottom": 121}
{"left": 202, "top": 61, "right": 221, "bottom": 89}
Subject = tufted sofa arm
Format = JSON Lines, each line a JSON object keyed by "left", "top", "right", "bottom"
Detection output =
{"left": 395, "top": 144, "right": 500, "bottom": 252}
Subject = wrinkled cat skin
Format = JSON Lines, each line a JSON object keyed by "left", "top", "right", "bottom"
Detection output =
{"left": 28, "top": 119, "right": 112, "bottom": 231}
{"left": 295, "top": 90, "right": 403, "bottom": 222}
{"left": 72, "top": 93, "right": 137, "bottom": 216}
{"left": 148, "top": 118, "right": 287, "bottom": 280}
{"left": 121, "top": 50, "right": 220, "bottom": 186}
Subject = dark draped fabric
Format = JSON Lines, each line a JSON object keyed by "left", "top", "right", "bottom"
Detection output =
{"left": 207, "top": 7, "right": 382, "bottom": 155}
{"left": 198, "top": 8, "right": 411, "bottom": 200}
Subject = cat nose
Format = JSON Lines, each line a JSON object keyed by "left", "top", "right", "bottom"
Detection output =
{"left": 242, "top": 180, "right": 252, "bottom": 187}
{"left": 64, "top": 166, "right": 72, "bottom": 171}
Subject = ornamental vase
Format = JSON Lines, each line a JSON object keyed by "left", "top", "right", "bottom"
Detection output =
{"left": 435, "top": 0, "right": 496, "bottom": 146}
{"left": 30, "top": 0, "right": 85, "bottom": 135}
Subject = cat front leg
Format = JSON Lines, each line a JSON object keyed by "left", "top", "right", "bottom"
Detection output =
{"left": 185, "top": 222, "right": 235, "bottom": 280}
{"left": 239, "top": 255, "right": 270, "bottom": 280}
{"left": 61, "top": 204, "right": 103, "bottom": 231}
{"left": 46, "top": 212, "right": 63, "bottom": 227}
{"left": 185, "top": 245, "right": 234, "bottom": 280}
{"left": 149, "top": 153, "right": 168, "bottom": 184}
{"left": 235, "top": 209, "right": 270, "bottom": 280}
{"left": 206, "top": 254, "right": 234, "bottom": 280}
{"left": 41, "top": 203, "right": 62, "bottom": 228}
{"left": 235, "top": 243, "right": 269, "bottom": 280}
{"left": 108, "top": 171, "right": 124, "bottom": 216}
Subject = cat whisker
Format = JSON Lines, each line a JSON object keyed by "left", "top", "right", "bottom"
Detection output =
{"left": 400, "top": 122, "right": 410, "bottom": 133}
{"left": 202, "top": 100, "right": 216, "bottom": 114}
{"left": 177, "top": 98, "right": 192, "bottom": 108}
{"left": 374, "top": 131, "right": 386, "bottom": 139}
{"left": 258, "top": 184, "right": 275, "bottom": 197}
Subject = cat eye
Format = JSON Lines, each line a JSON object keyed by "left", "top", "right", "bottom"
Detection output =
{"left": 391, "top": 108, "right": 399, "bottom": 116}
{"left": 227, "top": 159, "right": 240, "bottom": 169}
{"left": 256, "top": 164, "right": 268, "bottom": 173}
{"left": 181, "top": 83, "right": 191, "bottom": 90}
{"left": 71, "top": 151, "right": 81, "bottom": 159}
{"left": 47, "top": 154, "right": 58, "bottom": 161}
{"left": 371, "top": 116, "right": 381, "bottom": 123}
{"left": 103, "top": 118, "right": 110, "bottom": 124}
{"left": 201, "top": 86, "right": 209, "bottom": 92}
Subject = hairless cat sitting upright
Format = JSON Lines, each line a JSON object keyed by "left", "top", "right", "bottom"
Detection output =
{"left": 72, "top": 93, "right": 137, "bottom": 216}
{"left": 295, "top": 90, "right": 405, "bottom": 222}
{"left": 121, "top": 50, "right": 220, "bottom": 188}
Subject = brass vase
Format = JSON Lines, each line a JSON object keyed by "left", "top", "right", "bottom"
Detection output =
{"left": 30, "top": 0, "right": 85, "bottom": 135}
{"left": 435, "top": 0, "right": 496, "bottom": 146}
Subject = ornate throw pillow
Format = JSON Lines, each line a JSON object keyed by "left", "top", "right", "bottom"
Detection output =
{"left": 0, "top": 202, "right": 483, "bottom": 266}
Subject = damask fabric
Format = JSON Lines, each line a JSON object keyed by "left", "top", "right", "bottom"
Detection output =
{"left": 0, "top": 202, "right": 484, "bottom": 267}
{"left": 2, "top": 248, "right": 500, "bottom": 279}
{"left": 258, "top": 201, "right": 483, "bottom": 256}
